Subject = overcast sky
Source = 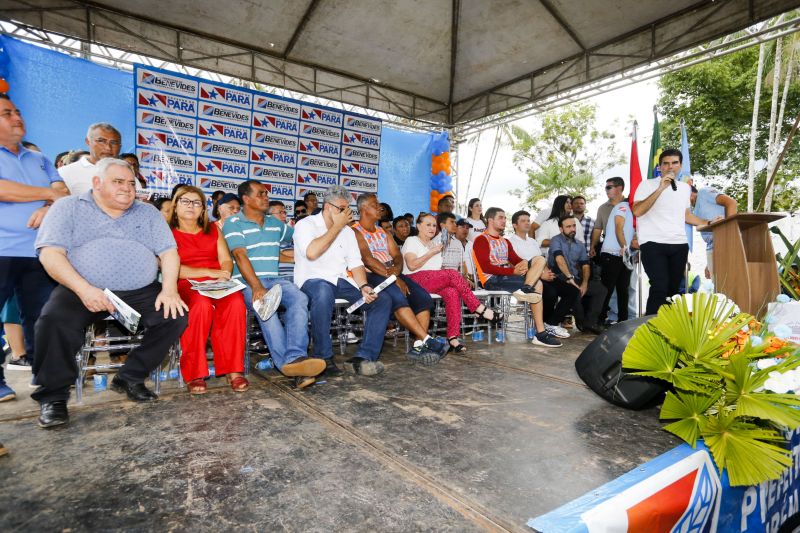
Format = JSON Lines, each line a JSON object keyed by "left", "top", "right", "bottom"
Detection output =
{"left": 456, "top": 78, "right": 660, "bottom": 220}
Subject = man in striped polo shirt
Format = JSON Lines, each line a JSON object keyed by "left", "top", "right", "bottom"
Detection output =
{"left": 224, "top": 180, "right": 324, "bottom": 389}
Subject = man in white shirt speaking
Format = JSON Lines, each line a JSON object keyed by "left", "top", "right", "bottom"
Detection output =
{"left": 632, "top": 149, "right": 712, "bottom": 315}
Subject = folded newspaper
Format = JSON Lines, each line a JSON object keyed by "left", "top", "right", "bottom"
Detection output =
{"left": 346, "top": 275, "right": 396, "bottom": 314}
{"left": 189, "top": 278, "right": 246, "bottom": 299}
{"left": 103, "top": 289, "right": 141, "bottom": 333}
{"left": 252, "top": 284, "right": 282, "bottom": 321}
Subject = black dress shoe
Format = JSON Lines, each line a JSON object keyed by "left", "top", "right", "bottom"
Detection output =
{"left": 38, "top": 401, "right": 69, "bottom": 428}
{"left": 323, "top": 358, "right": 344, "bottom": 377}
{"left": 110, "top": 376, "right": 158, "bottom": 402}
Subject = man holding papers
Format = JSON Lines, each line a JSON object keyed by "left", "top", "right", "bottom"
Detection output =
{"left": 33, "top": 158, "right": 188, "bottom": 428}
{"left": 294, "top": 185, "right": 394, "bottom": 377}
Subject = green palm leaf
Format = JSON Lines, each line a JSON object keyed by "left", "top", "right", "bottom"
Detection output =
{"left": 725, "top": 353, "right": 800, "bottom": 427}
{"left": 622, "top": 323, "right": 678, "bottom": 372}
{"left": 647, "top": 293, "right": 751, "bottom": 362}
{"left": 623, "top": 322, "right": 720, "bottom": 391}
{"left": 702, "top": 412, "right": 792, "bottom": 486}
{"left": 660, "top": 391, "right": 720, "bottom": 445}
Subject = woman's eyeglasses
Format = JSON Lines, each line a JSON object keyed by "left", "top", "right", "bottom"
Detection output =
{"left": 178, "top": 198, "right": 204, "bottom": 208}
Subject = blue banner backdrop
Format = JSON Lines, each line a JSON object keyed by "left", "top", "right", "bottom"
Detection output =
{"left": 0, "top": 35, "right": 430, "bottom": 217}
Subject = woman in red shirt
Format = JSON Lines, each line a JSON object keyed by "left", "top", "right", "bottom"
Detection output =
{"left": 169, "top": 186, "right": 248, "bottom": 394}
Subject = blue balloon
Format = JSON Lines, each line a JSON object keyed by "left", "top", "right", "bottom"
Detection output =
{"left": 431, "top": 131, "right": 450, "bottom": 156}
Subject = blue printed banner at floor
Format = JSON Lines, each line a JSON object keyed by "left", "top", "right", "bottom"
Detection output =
{"left": 133, "top": 65, "right": 382, "bottom": 217}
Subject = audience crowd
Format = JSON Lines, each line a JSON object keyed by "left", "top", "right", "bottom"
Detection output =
{"left": 0, "top": 92, "right": 728, "bottom": 436}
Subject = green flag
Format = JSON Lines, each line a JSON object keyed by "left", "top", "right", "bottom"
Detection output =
{"left": 647, "top": 109, "right": 662, "bottom": 180}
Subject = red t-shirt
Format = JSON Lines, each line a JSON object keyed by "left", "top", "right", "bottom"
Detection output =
{"left": 172, "top": 224, "right": 221, "bottom": 281}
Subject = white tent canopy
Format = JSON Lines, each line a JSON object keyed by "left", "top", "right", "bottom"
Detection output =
{"left": 2, "top": 0, "right": 799, "bottom": 126}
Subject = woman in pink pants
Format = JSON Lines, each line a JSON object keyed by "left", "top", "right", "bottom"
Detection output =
{"left": 402, "top": 213, "right": 502, "bottom": 353}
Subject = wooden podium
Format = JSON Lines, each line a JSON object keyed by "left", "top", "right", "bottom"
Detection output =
{"left": 699, "top": 213, "right": 784, "bottom": 318}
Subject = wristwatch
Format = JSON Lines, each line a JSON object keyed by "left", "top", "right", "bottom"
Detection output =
{"left": 566, "top": 276, "right": 574, "bottom": 281}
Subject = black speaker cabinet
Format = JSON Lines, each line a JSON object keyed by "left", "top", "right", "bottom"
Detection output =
{"left": 575, "top": 316, "right": 668, "bottom": 410}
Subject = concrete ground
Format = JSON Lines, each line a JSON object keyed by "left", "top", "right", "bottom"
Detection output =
{"left": 0, "top": 324, "right": 678, "bottom": 532}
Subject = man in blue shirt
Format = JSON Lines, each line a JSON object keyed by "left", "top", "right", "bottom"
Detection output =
{"left": 548, "top": 215, "right": 605, "bottom": 334}
{"left": 224, "top": 180, "right": 324, "bottom": 389}
{"left": 0, "top": 94, "right": 69, "bottom": 403}
{"left": 33, "top": 158, "right": 188, "bottom": 428}
{"left": 690, "top": 184, "right": 737, "bottom": 278}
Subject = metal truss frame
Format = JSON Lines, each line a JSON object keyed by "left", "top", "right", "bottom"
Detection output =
{"left": 0, "top": 0, "right": 450, "bottom": 130}
{"left": 454, "top": 9, "right": 800, "bottom": 139}
{"left": 1, "top": 1, "right": 800, "bottom": 151}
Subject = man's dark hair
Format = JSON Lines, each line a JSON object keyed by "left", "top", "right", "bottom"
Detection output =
{"left": 21, "top": 141, "right": 39, "bottom": 151}
{"left": 54, "top": 150, "right": 70, "bottom": 165}
{"left": 67, "top": 150, "right": 89, "bottom": 164}
{"left": 403, "top": 212, "right": 414, "bottom": 221}
{"left": 691, "top": 185, "right": 698, "bottom": 193}
{"left": 606, "top": 177, "right": 625, "bottom": 189}
{"left": 153, "top": 197, "right": 171, "bottom": 211}
{"left": 211, "top": 190, "right": 225, "bottom": 202}
{"left": 484, "top": 207, "right": 504, "bottom": 220}
{"left": 294, "top": 200, "right": 308, "bottom": 218}
{"left": 0, "top": 93, "right": 9, "bottom": 101}
{"left": 436, "top": 212, "right": 456, "bottom": 226}
{"left": 558, "top": 214, "right": 576, "bottom": 228}
{"left": 437, "top": 194, "right": 454, "bottom": 208}
{"left": 393, "top": 216, "right": 409, "bottom": 228}
{"left": 303, "top": 191, "right": 316, "bottom": 201}
{"left": 119, "top": 152, "right": 139, "bottom": 163}
{"left": 659, "top": 148, "right": 682, "bottom": 164}
{"left": 269, "top": 200, "right": 285, "bottom": 208}
{"left": 511, "top": 210, "right": 530, "bottom": 225}
{"left": 572, "top": 195, "right": 586, "bottom": 203}
{"left": 237, "top": 179, "right": 261, "bottom": 200}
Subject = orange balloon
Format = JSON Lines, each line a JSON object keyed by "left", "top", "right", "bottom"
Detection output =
{"left": 0, "top": 79, "right": 9, "bottom": 93}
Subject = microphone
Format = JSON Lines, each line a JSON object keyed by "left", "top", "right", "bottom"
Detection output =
{"left": 667, "top": 172, "right": 677, "bottom": 191}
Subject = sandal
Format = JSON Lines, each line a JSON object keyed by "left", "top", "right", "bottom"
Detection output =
{"left": 228, "top": 376, "right": 249, "bottom": 392}
{"left": 187, "top": 378, "right": 207, "bottom": 395}
{"left": 477, "top": 305, "right": 504, "bottom": 325}
{"left": 447, "top": 336, "right": 467, "bottom": 354}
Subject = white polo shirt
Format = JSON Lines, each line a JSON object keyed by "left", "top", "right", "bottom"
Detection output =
{"left": 633, "top": 178, "right": 691, "bottom": 245}
{"left": 507, "top": 233, "right": 543, "bottom": 261}
{"left": 292, "top": 213, "right": 363, "bottom": 288}
{"left": 59, "top": 156, "right": 145, "bottom": 196}
{"left": 59, "top": 156, "right": 97, "bottom": 196}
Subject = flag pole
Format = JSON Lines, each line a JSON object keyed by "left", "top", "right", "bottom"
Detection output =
{"left": 631, "top": 120, "right": 644, "bottom": 318}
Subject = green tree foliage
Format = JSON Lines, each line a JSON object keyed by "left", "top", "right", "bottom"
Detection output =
{"left": 507, "top": 104, "right": 623, "bottom": 207}
{"left": 658, "top": 41, "right": 800, "bottom": 211}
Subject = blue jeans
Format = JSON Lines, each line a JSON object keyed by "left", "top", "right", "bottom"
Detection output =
{"left": 484, "top": 274, "right": 524, "bottom": 292}
{"left": 242, "top": 277, "right": 309, "bottom": 370}
{"left": 0, "top": 257, "right": 56, "bottom": 382}
{"left": 301, "top": 278, "right": 392, "bottom": 361}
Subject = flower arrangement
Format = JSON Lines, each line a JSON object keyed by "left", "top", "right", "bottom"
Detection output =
{"left": 622, "top": 292, "right": 800, "bottom": 486}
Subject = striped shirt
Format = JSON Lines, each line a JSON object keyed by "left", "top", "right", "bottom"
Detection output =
{"left": 223, "top": 213, "right": 293, "bottom": 279}
{"left": 352, "top": 222, "right": 393, "bottom": 265}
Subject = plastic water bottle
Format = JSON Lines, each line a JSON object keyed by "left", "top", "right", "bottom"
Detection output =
{"left": 472, "top": 330, "right": 484, "bottom": 342}
{"left": 255, "top": 358, "right": 274, "bottom": 371}
{"left": 526, "top": 327, "right": 536, "bottom": 339}
{"left": 208, "top": 366, "right": 216, "bottom": 377}
{"left": 168, "top": 368, "right": 179, "bottom": 380}
{"left": 495, "top": 330, "right": 505, "bottom": 342}
{"left": 93, "top": 374, "right": 107, "bottom": 391}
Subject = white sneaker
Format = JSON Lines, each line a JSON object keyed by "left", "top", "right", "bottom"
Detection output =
{"left": 545, "top": 324, "right": 570, "bottom": 339}
{"left": 346, "top": 332, "right": 360, "bottom": 344}
{"left": 253, "top": 284, "right": 282, "bottom": 321}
